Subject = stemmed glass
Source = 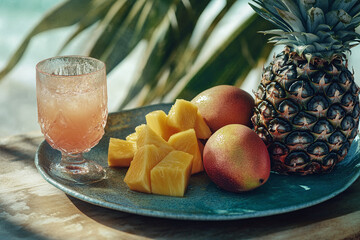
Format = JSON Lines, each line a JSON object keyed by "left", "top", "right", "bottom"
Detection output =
{"left": 36, "top": 56, "right": 108, "bottom": 184}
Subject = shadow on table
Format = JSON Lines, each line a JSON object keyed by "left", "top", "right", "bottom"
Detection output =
{"left": 0, "top": 216, "right": 48, "bottom": 240}
{"left": 67, "top": 178, "right": 360, "bottom": 239}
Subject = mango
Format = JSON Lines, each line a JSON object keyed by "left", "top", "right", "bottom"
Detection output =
{"left": 191, "top": 85, "right": 255, "bottom": 132}
{"left": 203, "top": 124, "right": 270, "bottom": 192}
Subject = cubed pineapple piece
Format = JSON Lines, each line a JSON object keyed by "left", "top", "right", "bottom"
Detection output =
{"left": 167, "top": 99, "right": 211, "bottom": 139}
{"left": 167, "top": 99, "right": 198, "bottom": 132}
{"left": 194, "top": 111, "right": 212, "bottom": 139}
{"left": 134, "top": 124, "right": 146, "bottom": 136}
{"left": 150, "top": 151, "right": 193, "bottom": 197}
{"left": 198, "top": 139, "right": 205, "bottom": 156}
{"left": 126, "top": 132, "right": 138, "bottom": 143}
{"left": 136, "top": 124, "right": 173, "bottom": 157}
{"left": 146, "top": 110, "right": 178, "bottom": 141}
{"left": 124, "top": 125, "right": 146, "bottom": 145}
{"left": 168, "top": 129, "right": 204, "bottom": 174}
{"left": 124, "top": 145, "right": 163, "bottom": 193}
{"left": 108, "top": 138, "right": 136, "bottom": 167}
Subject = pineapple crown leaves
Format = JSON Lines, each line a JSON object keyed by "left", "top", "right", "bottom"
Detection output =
{"left": 249, "top": 0, "right": 360, "bottom": 60}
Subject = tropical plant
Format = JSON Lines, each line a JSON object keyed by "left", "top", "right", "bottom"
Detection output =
{"left": 0, "top": 0, "right": 274, "bottom": 110}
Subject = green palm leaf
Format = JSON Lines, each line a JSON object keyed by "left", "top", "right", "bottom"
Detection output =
{"left": 88, "top": 0, "right": 179, "bottom": 74}
{"left": 0, "top": 0, "right": 275, "bottom": 110}
{"left": 57, "top": 0, "right": 117, "bottom": 54}
{"left": 118, "top": 0, "right": 212, "bottom": 109}
{"left": 0, "top": 0, "right": 97, "bottom": 79}
{"left": 176, "top": 13, "right": 274, "bottom": 100}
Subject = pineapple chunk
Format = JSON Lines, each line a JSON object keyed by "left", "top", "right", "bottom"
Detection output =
{"left": 146, "top": 110, "right": 178, "bottom": 141}
{"left": 194, "top": 111, "right": 212, "bottom": 139}
{"left": 126, "top": 132, "right": 138, "bottom": 143}
{"left": 167, "top": 99, "right": 211, "bottom": 139}
{"left": 168, "top": 129, "right": 204, "bottom": 174}
{"left": 150, "top": 151, "right": 193, "bottom": 197}
{"left": 135, "top": 124, "right": 174, "bottom": 157}
{"left": 167, "top": 99, "right": 198, "bottom": 132}
{"left": 198, "top": 139, "right": 205, "bottom": 156}
{"left": 108, "top": 138, "right": 136, "bottom": 167}
{"left": 134, "top": 124, "right": 146, "bottom": 136}
{"left": 124, "top": 145, "right": 164, "bottom": 193}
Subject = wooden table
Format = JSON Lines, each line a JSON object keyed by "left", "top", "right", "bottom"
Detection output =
{"left": 1, "top": 132, "right": 359, "bottom": 240}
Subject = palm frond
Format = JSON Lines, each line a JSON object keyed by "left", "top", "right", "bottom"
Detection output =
{"left": 176, "top": 13, "right": 274, "bottom": 100}
{"left": 0, "top": 0, "right": 97, "bottom": 79}
{"left": 0, "top": 0, "right": 275, "bottom": 110}
{"left": 118, "top": 0, "right": 211, "bottom": 109}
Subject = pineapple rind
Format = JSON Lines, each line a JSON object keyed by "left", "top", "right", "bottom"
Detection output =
{"left": 250, "top": 0, "right": 360, "bottom": 174}
{"left": 252, "top": 49, "right": 360, "bottom": 175}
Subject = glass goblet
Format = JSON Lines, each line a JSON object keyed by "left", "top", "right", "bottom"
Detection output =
{"left": 36, "top": 56, "right": 108, "bottom": 184}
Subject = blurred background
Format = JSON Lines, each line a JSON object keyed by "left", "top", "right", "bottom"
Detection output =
{"left": 1, "top": 0, "right": 360, "bottom": 138}
{"left": 0, "top": 0, "right": 62, "bottom": 136}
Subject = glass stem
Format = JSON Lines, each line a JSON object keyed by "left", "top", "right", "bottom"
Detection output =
{"left": 51, "top": 151, "right": 106, "bottom": 184}
{"left": 61, "top": 153, "right": 86, "bottom": 170}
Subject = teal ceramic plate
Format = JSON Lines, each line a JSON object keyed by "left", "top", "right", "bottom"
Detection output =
{"left": 35, "top": 104, "right": 360, "bottom": 221}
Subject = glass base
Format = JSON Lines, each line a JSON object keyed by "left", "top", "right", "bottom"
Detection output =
{"left": 50, "top": 152, "right": 106, "bottom": 184}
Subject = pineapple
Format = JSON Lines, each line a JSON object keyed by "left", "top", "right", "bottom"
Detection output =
{"left": 250, "top": 0, "right": 360, "bottom": 174}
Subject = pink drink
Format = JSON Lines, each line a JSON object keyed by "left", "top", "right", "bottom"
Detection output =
{"left": 36, "top": 56, "right": 108, "bottom": 184}
{"left": 37, "top": 85, "right": 107, "bottom": 154}
{"left": 36, "top": 56, "right": 107, "bottom": 154}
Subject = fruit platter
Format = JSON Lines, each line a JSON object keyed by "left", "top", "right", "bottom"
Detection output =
{"left": 35, "top": 0, "right": 360, "bottom": 221}
{"left": 35, "top": 102, "right": 360, "bottom": 221}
